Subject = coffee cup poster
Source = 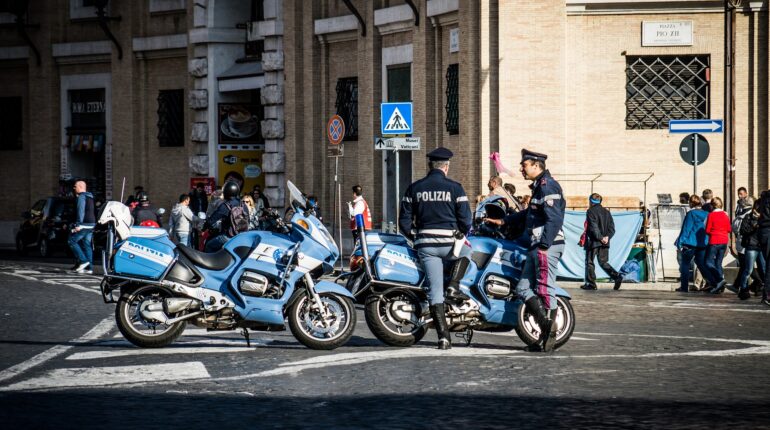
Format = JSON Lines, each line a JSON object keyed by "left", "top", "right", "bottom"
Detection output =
{"left": 217, "top": 103, "right": 264, "bottom": 192}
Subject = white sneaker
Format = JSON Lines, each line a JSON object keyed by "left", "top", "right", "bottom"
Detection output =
{"left": 75, "top": 263, "right": 92, "bottom": 274}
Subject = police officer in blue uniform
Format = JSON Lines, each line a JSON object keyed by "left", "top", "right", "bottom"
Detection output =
{"left": 486, "top": 149, "right": 566, "bottom": 352}
{"left": 399, "top": 147, "right": 473, "bottom": 350}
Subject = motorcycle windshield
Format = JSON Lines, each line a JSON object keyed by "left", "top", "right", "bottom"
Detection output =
{"left": 290, "top": 211, "right": 339, "bottom": 258}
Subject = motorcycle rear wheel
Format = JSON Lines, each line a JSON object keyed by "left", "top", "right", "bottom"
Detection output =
{"left": 364, "top": 290, "right": 427, "bottom": 347}
{"left": 116, "top": 285, "right": 187, "bottom": 348}
{"left": 514, "top": 296, "right": 575, "bottom": 350}
{"left": 288, "top": 292, "right": 356, "bottom": 350}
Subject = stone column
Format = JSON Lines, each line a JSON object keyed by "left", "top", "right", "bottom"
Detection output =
{"left": 260, "top": 0, "right": 286, "bottom": 205}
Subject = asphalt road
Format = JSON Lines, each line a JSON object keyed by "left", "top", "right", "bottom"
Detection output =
{"left": 0, "top": 259, "right": 769, "bottom": 429}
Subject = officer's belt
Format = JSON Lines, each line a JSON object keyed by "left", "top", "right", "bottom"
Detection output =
{"left": 415, "top": 229, "right": 455, "bottom": 246}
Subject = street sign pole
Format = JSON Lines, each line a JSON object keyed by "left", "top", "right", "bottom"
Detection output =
{"left": 693, "top": 134, "right": 698, "bottom": 196}
{"left": 394, "top": 147, "right": 399, "bottom": 234}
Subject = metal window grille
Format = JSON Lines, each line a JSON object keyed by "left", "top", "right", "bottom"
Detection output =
{"left": 626, "top": 55, "right": 710, "bottom": 130}
{"left": 445, "top": 64, "right": 459, "bottom": 135}
{"left": 157, "top": 89, "right": 184, "bottom": 147}
{"left": 335, "top": 77, "right": 358, "bottom": 140}
{"left": 0, "top": 97, "right": 22, "bottom": 150}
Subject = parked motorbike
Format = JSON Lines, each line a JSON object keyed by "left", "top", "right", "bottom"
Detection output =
{"left": 344, "top": 197, "right": 575, "bottom": 349}
{"left": 97, "top": 181, "right": 357, "bottom": 350}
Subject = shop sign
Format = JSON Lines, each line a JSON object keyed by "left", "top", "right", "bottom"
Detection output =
{"left": 449, "top": 28, "right": 459, "bottom": 53}
{"left": 189, "top": 177, "right": 216, "bottom": 195}
{"left": 642, "top": 21, "right": 693, "bottom": 47}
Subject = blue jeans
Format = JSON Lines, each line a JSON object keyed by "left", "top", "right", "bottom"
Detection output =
{"left": 705, "top": 244, "right": 727, "bottom": 285}
{"left": 67, "top": 228, "right": 93, "bottom": 265}
{"left": 735, "top": 250, "right": 766, "bottom": 291}
{"left": 679, "top": 246, "right": 707, "bottom": 290}
{"left": 418, "top": 244, "right": 472, "bottom": 305}
{"left": 175, "top": 232, "right": 190, "bottom": 247}
{"left": 515, "top": 244, "right": 565, "bottom": 311}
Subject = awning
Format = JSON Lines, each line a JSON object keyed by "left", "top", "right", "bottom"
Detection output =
{"left": 217, "top": 61, "right": 264, "bottom": 92}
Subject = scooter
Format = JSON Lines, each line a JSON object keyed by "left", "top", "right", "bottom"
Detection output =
{"left": 344, "top": 197, "right": 575, "bottom": 349}
{"left": 97, "top": 181, "right": 357, "bottom": 350}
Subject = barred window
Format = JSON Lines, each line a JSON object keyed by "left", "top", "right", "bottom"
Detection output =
{"left": 445, "top": 64, "right": 459, "bottom": 135}
{"left": 626, "top": 55, "right": 710, "bottom": 130}
{"left": 335, "top": 77, "right": 358, "bottom": 140}
{"left": 157, "top": 89, "right": 184, "bottom": 147}
{"left": 0, "top": 97, "right": 22, "bottom": 150}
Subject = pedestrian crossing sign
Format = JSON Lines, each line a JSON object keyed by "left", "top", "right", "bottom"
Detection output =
{"left": 381, "top": 102, "right": 413, "bottom": 135}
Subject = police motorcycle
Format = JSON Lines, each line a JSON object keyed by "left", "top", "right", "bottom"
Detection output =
{"left": 96, "top": 181, "right": 357, "bottom": 350}
{"left": 344, "top": 196, "right": 575, "bottom": 349}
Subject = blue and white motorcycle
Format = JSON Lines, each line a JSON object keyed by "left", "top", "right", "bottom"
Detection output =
{"left": 97, "top": 181, "right": 356, "bottom": 350}
{"left": 344, "top": 197, "right": 575, "bottom": 349}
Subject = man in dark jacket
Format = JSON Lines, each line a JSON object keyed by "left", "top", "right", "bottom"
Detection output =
{"left": 205, "top": 181, "right": 249, "bottom": 252}
{"left": 132, "top": 192, "right": 162, "bottom": 227}
{"left": 580, "top": 193, "right": 623, "bottom": 290}
{"left": 68, "top": 180, "right": 96, "bottom": 274}
{"left": 756, "top": 192, "right": 770, "bottom": 307}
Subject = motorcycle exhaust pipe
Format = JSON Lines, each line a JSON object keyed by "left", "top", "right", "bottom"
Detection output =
{"left": 164, "top": 298, "right": 200, "bottom": 314}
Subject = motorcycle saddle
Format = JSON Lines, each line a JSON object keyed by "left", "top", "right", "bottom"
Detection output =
{"left": 176, "top": 244, "right": 233, "bottom": 271}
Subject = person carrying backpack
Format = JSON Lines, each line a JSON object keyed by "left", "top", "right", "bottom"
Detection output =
{"left": 204, "top": 181, "right": 250, "bottom": 252}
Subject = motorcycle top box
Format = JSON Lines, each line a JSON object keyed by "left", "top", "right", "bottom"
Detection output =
{"left": 113, "top": 230, "right": 175, "bottom": 280}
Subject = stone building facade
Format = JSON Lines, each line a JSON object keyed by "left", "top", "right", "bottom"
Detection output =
{"left": 0, "top": 0, "right": 768, "bottom": 247}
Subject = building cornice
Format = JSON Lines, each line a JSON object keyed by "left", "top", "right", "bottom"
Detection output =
{"left": 567, "top": 0, "right": 767, "bottom": 15}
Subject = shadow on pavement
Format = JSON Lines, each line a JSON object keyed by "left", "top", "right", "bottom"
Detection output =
{"left": 1, "top": 391, "right": 766, "bottom": 429}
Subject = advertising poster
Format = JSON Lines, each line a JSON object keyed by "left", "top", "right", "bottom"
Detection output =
{"left": 217, "top": 145, "right": 265, "bottom": 194}
{"left": 217, "top": 103, "right": 264, "bottom": 193}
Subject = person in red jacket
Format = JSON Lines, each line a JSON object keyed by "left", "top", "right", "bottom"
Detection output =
{"left": 705, "top": 197, "right": 731, "bottom": 293}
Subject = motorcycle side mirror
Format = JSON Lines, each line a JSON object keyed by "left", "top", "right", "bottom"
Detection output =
{"left": 157, "top": 208, "right": 166, "bottom": 216}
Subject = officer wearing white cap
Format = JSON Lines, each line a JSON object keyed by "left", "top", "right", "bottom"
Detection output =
{"left": 399, "top": 147, "right": 473, "bottom": 350}
{"left": 485, "top": 149, "right": 566, "bottom": 352}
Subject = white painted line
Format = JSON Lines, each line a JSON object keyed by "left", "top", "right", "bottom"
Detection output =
{"left": 0, "top": 315, "right": 114, "bottom": 384}
{"left": 12, "top": 270, "right": 41, "bottom": 274}
{"left": 62, "top": 283, "right": 101, "bottom": 295}
{"left": 67, "top": 346, "right": 257, "bottom": 360}
{"left": 0, "top": 362, "right": 210, "bottom": 392}
{"left": 216, "top": 347, "right": 521, "bottom": 380}
{"left": 3, "top": 272, "right": 38, "bottom": 281}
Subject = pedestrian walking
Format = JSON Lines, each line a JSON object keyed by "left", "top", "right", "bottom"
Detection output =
{"left": 348, "top": 185, "right": 372, "bottom": 244}
{"left": 734, "top": 199, "right": 765, "bottom": 299}
{"left": 674, "top": 195, "right": 710, "bottom": 292}
{"left": 168, "top": 194, "right": 199, "bottom": 246}
{"left": 579, "top": 193, "right": 623, "bottom": 291}
{"left": 484, "top": 149, "right": 566, "bottom": 352}
{"left": 706, "top": 197, "right": 731, "bottom": 293}
{"left": 756, "top": 192, "right": 770, "bottom": 307}
{"left": 399, "top": 147, "right": 473, "bottom": 350}
{"left": 679, "top": 192, "right": 691, "bottom": 205}
{"left": 67, "top": 180, "right": 96, "bottom": 274}
{"left": 736, "top": 186, "right": 749, "bottom": 215}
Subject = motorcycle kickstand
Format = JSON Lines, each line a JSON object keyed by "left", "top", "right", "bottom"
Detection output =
{"left": 241, "top": 328, "right": 251, "bottom": 348}
{"left": 454, "top": 329, "right": 473, "bottom": 347}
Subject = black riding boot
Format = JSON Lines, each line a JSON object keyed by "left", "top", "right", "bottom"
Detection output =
{"left": 542, "top": 308, "right": 559, "bottom": 352}
{"left": 524, "top": 296, "right": 553, "bottom": 352}
{"left": 445, "top": 258, "right": 471, "bottom": 303}
{"left": 430, "top": 304, "right": 451, "bottom": 350}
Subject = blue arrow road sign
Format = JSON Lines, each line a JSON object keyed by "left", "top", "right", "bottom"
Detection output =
{"left": 668, "top": 119, "right": 723, "bottom": 134}
{"left": 381, "top": 102, "right": 413, "bottom": 135}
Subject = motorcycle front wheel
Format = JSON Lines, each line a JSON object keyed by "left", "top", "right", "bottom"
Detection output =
{"left": 116, "top": 285, "right": 187, "bottom": 348}
{"left": 364, "top": 290, "right": 427, "bottom": 347}
{"left": 288, "top": 291, "right": 356, "bottom": 350}
{"left": 514, "top": 295, "right": 575, "bottom": 350}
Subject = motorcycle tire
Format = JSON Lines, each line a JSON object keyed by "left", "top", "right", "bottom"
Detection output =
{"left": 37, "top": 238, "right": 50, "bottom": 258}
{"left": 288, "top": 291, "right": 356, "bottom": 350}
{"left": 364, "top": 291, "right": 427, "bottom": 347}
{"left": 514, "top": 296, "right": 575, "bottom": 350}
{"left": 116, "top": 285, "right": 187, "bottom": 348}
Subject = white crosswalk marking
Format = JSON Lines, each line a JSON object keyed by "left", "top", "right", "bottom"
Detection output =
{"left": 0, "top": 362, "right": 210, "bottom": 391}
